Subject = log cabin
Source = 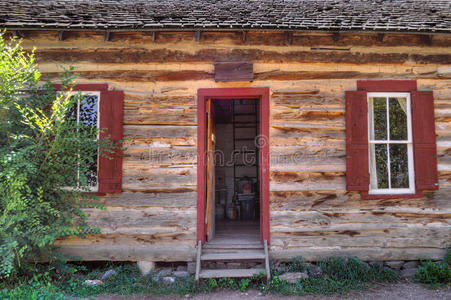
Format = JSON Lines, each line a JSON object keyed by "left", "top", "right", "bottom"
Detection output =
{"left": 2, "top": 0, "right": 451, "bottom": 279}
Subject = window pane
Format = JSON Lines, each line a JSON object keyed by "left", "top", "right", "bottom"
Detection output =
{"left": 370, "top": 97, "right": 387, "bottom": 140}
{"left": 370, "top": 144, "right": 389, "bottom": 189}
{"left": 389, "top": 97, "right": 408, "bottom": 140}
{"left": 79, "top": 95, "right": 98, "bottom": 138}
{"left": 390, "top": 144, "right": 409, "bottom": 188}
{"left": 86, "top": 153, "right": 98, "bottom": 187}
{"left": 66, "top": 95, "right": 77, "bottom": 122}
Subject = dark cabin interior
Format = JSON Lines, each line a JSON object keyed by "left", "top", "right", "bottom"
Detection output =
{"left": 209, "top": 98, "right": 260, "bottom": 244}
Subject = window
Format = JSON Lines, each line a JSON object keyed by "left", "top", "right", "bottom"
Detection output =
{"left": 66, "top": 91, "right": 100, "bottom": 191}
{"left": 368, "top": 93, "right": 415, "bottom": 194}
{"left": 346, "top": 80, "right": 438, "bottom": 199}
{"left": 54, "top": 84, "right": 124, "bottom": 194}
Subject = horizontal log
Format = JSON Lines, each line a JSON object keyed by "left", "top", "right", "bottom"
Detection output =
{"left": 19, "top": 30, "right": 451, "bottom": 48}
{"left": 123, "top": 167, "right": 196, "bottom": 191}
{"left": 100, "top": 191, "right": 196, "bottom": 208}
{"left": 270, "top": 189, "right": 451, "bottom": 210}
{"left": 270, "top": 126, "right": 345, "bottom": 139}
{"left": 271, "top": 109, "right": 344, "bottom": 123}
{"left": 124, "top": 145, "right": 196, "bottom": 166}
{"left": 84, "top": 207, "right": 196, "bottom": 235}
{"left": 35, "top": 48, "right": 451, "bottom": 65}
{"left": 271, "top": 227, "right": 450, "bottom": 248}
{"left": 270, "top": 209, "right": 451, "bottom": 231}
{"left": 43, "top": 70, "right": 213, "bottom": 82}
{"left": 270, "top": 171, "right": 346, "bottom": 192}
{"left": 41, "top": 69, "right": 451, "bottom": 83}
{"left": 124, "top": 125, "right": 197, "bottom": 139}
{"left": 124, "top": 107, "right": 196, "bottom": 125}
{"left": 125, "top": 137, "right": 196, "bottom": 147}
{"left": 59, "top": 244, "right": 195, "bottom": 262}
{"left": 270, "top": 247, "right": 447, "bottom": 262}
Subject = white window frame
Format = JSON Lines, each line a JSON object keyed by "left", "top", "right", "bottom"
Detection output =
{"left": 367, "top": 92, "right": 415, "bottom": 195}
{"left": 60, "top": 91, "right": 101, "bottom": 192}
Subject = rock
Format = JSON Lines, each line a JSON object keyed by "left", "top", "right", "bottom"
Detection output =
{"left": 177, "top": 265, "right": 187, "bottom": 272}
{"left": 385, "top": 261, "right": 404, "bottom": 270}
{"left": 185, "top": 294, "right": 190, "bottom": 298}
{"left": 401, "top": 268, "right": 417, "bottom": 278}
{"left": 227, "top": 262, "right": 242, "bottom": 269}
{"left": 84, "top": 280, "right": 103, "bottom": 286}
{"left": 279, "top": 272, "right": 309, "bottom": 284}
{"left": 403, "top": 261, "right": 419, "bottom": 269}
{"left": 173, "top": 271, "right": 189, "bottom": 278}
{"left": 308, "top": 265, "right": 323, "bottom": 278}
{"left": 158, "top": 268, "right": 172, "bottom": 277}
{"left": 162, "top": 276, "right": 176, "bottom": 285}
{"left": 137, "top": 261, "right": 155, "bottom": 276}
{"left": 369, "top": 261, "right": 383, "bottom": 267}
{"left": 101, "top": 269, "right": 117, "bottom": 281}
{"left": 187, "top": 262, "right": 196, "bottom": 274}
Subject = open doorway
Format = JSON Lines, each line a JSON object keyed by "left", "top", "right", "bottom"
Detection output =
{"left": 197, "top": 88, "right": 270, "bottom": 246}
{"left": 207, "top": 98, "right": 260, "bottom": 245}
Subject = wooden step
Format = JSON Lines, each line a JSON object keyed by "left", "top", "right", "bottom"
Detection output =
{"left": 199, "top": 268, "right": 266, "bottom": 279}
{"left": 201, "top": 250, "right": 265, "bottom": 261}
{"left": 204, "top": 242, "right": 263, "bottom": 250}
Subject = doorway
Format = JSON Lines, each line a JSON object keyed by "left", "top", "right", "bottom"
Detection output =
{"left": 197, "top": 88, "right": 270, "bottom": 246}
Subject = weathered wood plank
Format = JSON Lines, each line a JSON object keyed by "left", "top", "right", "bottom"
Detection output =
{"left": 124, "top": 146, "right": 196, "bottom": 166}
{"left": 270, "top": 248, "right": 447, "bottom": 262}
{"left": 35, "top": 48, "right": 451, "bottom": 65}
{"left": 271, "top": 227, "right": 450, "bottom": 248}
{"left": 18, "top": 30, "right": 451, "bottom": 48}
{"left": 100, "top": 192, "right": 196, "bottom": 208}
{"left": 84, "top": 207, "right": 196, "bottom": 235}
{"left": 124, "top": 125, "right": 197, "bottom": 139}
{"left": 123, "top": 167, "right": 196, "bottom": 191}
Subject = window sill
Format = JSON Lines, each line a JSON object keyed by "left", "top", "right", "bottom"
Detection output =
{"left": 361, "top": 191, "right": 423, "bottom": 200}
{"left": 85, "top": 192, "right": 107, "bottom": 196}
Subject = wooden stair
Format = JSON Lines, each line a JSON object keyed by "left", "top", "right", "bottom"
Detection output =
{"left": 195, "top": 240, "right": 271, "bottom": 281}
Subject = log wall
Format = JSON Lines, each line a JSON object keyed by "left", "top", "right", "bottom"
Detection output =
{"left": 16, "top": 30, "right": 451, "bottom": 262}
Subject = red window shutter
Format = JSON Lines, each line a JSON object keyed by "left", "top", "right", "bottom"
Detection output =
{"left": 411, "top": 91, "right": 439, "bottom": 190}
{"left": 98, "top": 90, "right": 124, "bottom": 193}
{"left": 345, "top": 91, "right": 369, "bottom": 191}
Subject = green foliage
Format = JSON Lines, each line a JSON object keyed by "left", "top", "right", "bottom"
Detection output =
{"left": 238, "top": 278, "right": 251, "bottom": 292}
{"left": 414, "top": 242, "right": 451, "bottom": 288}
{"left": 0, "top": 257, "right": 400, "bottom": 298}
{"left": 414, "top": 260, "right": 451, "bottom": 288}
{"left": 286, "top": 256, "right": 306, "bottom": 272}
{"left": 264, "top": 256, "right": 398, "bottom": 296}
{"left": 0, "top": 31, "right": 113, "bottom": 278}
{"left": 208, "top": 278, "right": 218, "bottom": 289}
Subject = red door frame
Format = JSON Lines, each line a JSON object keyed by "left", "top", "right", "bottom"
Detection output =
{"left": 197, "top": 87, "right": 270, "bottom": 245}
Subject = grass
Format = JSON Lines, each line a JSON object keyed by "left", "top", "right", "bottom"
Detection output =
{"left": 414, "top": 245, "right": 451, "bottom": 288}
{"left": 264, "top": 256, "right": 398, "bottom": 296}
{"left": 0, "top": 256, "right": 399, "bottom": 299}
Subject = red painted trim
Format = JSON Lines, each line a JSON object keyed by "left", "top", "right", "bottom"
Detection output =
{"left": 86, "top": 192, "right": 107, "bottom": 196}
{"left": 196, "top": 87, "right": 271, "bottom": 245}
{"left": 357, "top": 80, "right": 417, "bottom": 92}
{"left": 52, "top": 83, "right": 109, "bottom": 91}
{"left": 196, "top": 93, "right": 207, "bottom": 244}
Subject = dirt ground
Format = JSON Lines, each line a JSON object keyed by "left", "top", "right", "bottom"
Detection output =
{"left": 91, "top": 281, "right": 451, "bottom": 300}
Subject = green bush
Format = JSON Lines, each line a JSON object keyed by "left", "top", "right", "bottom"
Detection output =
{"left": 264, "top": 256, "right": 398, "bottom": 296}
{"left": 0, "top": 31, "right": 114, "bottom": 278}
{"left": 415, "top": 260, "right": 451, "bottom": 288}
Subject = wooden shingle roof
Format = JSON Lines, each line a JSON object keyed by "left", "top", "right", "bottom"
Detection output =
{"left": 1, "top": 0, "right": 450, "bottom": 33}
